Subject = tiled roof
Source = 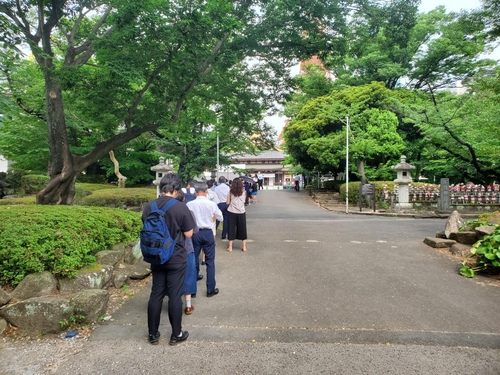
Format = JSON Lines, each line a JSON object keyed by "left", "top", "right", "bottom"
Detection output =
{"left": 232, "top": 150, "right": 286, "bottom": 161}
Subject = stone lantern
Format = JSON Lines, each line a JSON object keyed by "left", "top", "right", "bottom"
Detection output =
{"left": 392, "top": 155, "right": 415, "bottom": 209}
{"left": 151, "top": 157, "right": 174, "bottom": 197}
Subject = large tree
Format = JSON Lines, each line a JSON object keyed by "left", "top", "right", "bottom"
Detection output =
{"left": 0, "top": 0, "right": 352, "bottom": 204}
{"left": 284, "top": 82, "right": 406, "bottom": 183}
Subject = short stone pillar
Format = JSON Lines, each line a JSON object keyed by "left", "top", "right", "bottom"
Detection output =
{"left": 391, "top": 155, "right": 415, "bottom": 210}
{"left": 151, "top": 157, "right": 174, "bottom": 197}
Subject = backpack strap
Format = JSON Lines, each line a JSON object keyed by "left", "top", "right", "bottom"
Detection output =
{"left": 153, "top": 198, "right": 177, "bottom": 214}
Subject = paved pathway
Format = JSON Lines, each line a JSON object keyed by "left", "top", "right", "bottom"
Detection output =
{"left": 51, "top": 190, "right": 500, "bottom": 374}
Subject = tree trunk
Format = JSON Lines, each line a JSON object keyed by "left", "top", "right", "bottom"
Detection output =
{"left": 36, "top": 70, "right": 79, "bottom": 205}
{"left": 357, "top": 158, "right": 368, "bottom": 184}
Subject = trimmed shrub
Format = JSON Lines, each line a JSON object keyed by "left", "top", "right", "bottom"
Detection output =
{"left": 339, "top": 181, "right": 396, "bottom": 205}
{"left": 76, "top": 174, "right": 107, "bottom": 184}
{"left": 0, "top": 205, "right": 142, "bottom": 285}
{"left": 322, "top": 180, "right": 344, "bottom": 191}
{"left": 20, "top": 174, "right": 50, "bottom": 195}
{"left": 78, "top": 187, "right": 156, "bottom": 207}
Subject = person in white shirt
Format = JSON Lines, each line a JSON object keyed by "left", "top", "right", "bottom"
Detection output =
{"left": 215, "top": 176, "right": 230, "bottom": 239}
{"left": 187, "top": 181, "right": 224, "bottom": 297}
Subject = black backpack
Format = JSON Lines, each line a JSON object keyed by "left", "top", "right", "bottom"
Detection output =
{"left": 140, "top": 199, "right": 178, "bottom": 265}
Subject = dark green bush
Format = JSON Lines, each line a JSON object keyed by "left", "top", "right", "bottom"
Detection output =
{"left": 20, "top": 174, "right": 50, "bottom": 195}
{"left": 0, "top": 205, "right": 142, "bottom": 285}
{"left": 339, "top": 181, "right": 396, "bottom": 205}
{"left": 322, "top": 180, "right": 344, "bottom": 191}
{"left": 78, "top": 187, "right": 156, "bottom": 207}
{"left": 5, "top": 169, "right": 29, "bottom": 189}
{"left": 76, "top": 174, "right": 107, "bottom": 184}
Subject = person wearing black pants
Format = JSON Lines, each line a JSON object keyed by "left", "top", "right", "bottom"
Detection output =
{"left": 142, "top": 173, "right": 195, "bottom": 346}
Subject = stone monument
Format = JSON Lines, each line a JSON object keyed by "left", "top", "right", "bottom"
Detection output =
{"left": 392, "top": 155, "right": 416, "bottom": 210}
{"left": 151, "top": 157, "right": 174, "bottom": 197}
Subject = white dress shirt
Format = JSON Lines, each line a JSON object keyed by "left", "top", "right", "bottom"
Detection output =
{"left": 215, "top": 183, "right": 230, "bottom": 203}
{"left": 187, "top": 196, "right": 223, "bottom": 229}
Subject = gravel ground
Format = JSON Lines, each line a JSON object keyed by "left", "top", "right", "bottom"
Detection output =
{"left": 0, "top": 277, "right": 150, "bottom": 375}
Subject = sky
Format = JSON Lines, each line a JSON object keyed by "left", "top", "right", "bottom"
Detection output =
{"left": 267, "top": 0, "right": 486, "bottom": 136}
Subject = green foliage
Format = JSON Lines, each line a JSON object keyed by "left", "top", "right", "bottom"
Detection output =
{"left": 460, "top": 226, "right": 500, "bottom": 278}
{"left": 4, "top": 169, "right": 29, "bottom": 189}
{"left": 60, "top": 303, "right": 86, "bottom": 329}
{"left": 339, "top": 181, "right": 397, "bottom": 205}
{"left": 0, "top": 205, "right": 142, "bottom": 285}
{"left": 461, "top": 211, "right": 500, "bottom": 231}
{"left": 0, "top": 196, "right": 36, "bottom": 205}
{"left": 20, "top": 175, "right": 50, "bottom": 195}
{"left": 77, "top": 187, "right": 156, "bottom": 207}
{"left": 322, "top": 180, "right": 343, "bottom": 192}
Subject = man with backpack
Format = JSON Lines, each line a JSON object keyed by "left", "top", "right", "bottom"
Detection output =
{"left": 141, "top": 173, "right": 195, "bottom": 346}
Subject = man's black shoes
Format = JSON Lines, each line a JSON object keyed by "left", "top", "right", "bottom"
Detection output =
{"left": 197, "top": 274, "right": 203, "bottom": 281}
{"left": 207, "top": 288, "right": 219, "bottom": 298}
{"left": 148, "top": 331, "right": 160, "bottom": 345}
{"left": 169, "top": 331, "right": 189, "bottom": 346}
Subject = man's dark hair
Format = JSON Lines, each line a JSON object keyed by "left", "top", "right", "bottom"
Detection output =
{"left": 187, "top": 179, "right": 197, "bottom": 188}
{"left": 218, "top": 176, "right": 226, "bottom": 184}
{"left": 207, "top": 179, "right": 214, "bottom": 189}
{"left": 160, "top": 173, "right": 182, "bottom": 194}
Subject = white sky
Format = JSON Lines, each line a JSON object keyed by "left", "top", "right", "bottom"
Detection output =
{"left": 267, "top": 0, "right": 487, "bottom": 135}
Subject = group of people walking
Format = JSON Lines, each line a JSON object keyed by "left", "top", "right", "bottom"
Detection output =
{"left": 141, "top": 173, "right": 251, "bottom": 346}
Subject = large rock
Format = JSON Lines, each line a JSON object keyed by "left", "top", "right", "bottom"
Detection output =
{"left": 444, "top": 210, "right": 464, "bottom": 238}
{"left": 449, "top": 231, "right": 479, "bottom": 245}
{"left": 423, "top": 237, "right": 457, "bottom": 248}
{"left": 0, "top": 296, "right": 72, "bottom": 333}
{"left": 0, "top": 317, "right": 7, "bottom": 335}
{"left": 96, "top": 250, "right": 123, "bottom": 266}
{"left": 475, "top": 225, "right": 496, "bottom": 239}
{"left": 59, "top": 265, "right": 113, "bottom": 293}
{"left": 113, "top": 261, "right": 151, "bottom": 282}
{"left": 123, "top": 240, "right": 143, "bottom": 265}
{"left": 0, "top": 288, "right": 11, "bottom": 306}
{"left": 450, "top": 243, "right": 472, "bottom": 257}
{"left": 11, "top": 271, "right": 58, "bottom": 302}
{"left": 70, "top": 289, "right": 109, "bottom": 323}
{"left": 112, "top": 272, "right": 130, "bottom": 289}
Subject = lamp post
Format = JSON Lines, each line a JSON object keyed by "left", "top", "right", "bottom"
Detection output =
{"left": 345, "top": 115, "right": 349, "bottom": 214}
{"left": 216, "top": 131, "right": 220, "bottom": 181}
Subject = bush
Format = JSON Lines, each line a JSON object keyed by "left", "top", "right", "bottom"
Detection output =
{"left": 339, "top": 181, "right": 396, "bottom": 205}
{"left": 78, "top": 187, "right": 156, "bottom": 207}
{"left": 20, "top": 174, "right": 50, "bottom": 195}
{"left": 76, "top": 174, "right": 107, "bottom": 184}
{"left": 322, "top": 180, "right": 344, "bottom": 191}
{"left": 0, "top": 196, "right": 36, "bottom": 205}
{"left": 0, "top": 205, "right": 142, "bottom": 285}
{"left": 460, "top": 225, "right": 500, "bottom": 278}
{"left": 5, "top": 169, "right": 29, "bottom": 189}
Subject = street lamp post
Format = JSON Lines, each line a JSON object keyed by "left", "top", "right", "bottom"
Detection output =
{"left": 345, "top": 115, "right": 349, "bottom": 214}
{"left": 216, "top": 131, "right": 220, "bottom": 181}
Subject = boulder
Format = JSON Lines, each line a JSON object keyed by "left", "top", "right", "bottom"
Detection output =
{"left": 0, "top": 296, "right": 72, "bottom": 333}
{"left": 449, "top": 231, "right": 479, "bottom": 245}
{"left": 123, "top": 240, "right": 143, "bottom": 265}
{"left": 70, "top": 289, "right": 109, "bottom": 323}
{"left": 0, "top": 317, "right": 7, "bottom": 336}
{"left": 423, "top": 237, "right": 457, "bottom": 248}
{"left": 444, "top": 210, "right": 464, "bottom": 238}
{"left": 59, "top": 265, "right": 113, "bottom": 293}
{"left": 113, "top": 261, "right": 150, "bottom": 281}
{"left": 96, "top": 250, "right": 123, "bottom": 266}
{"left": 450, "top": 243, "right": 472, "bottom": 257}
{"left": 0, "top": 288, "right": 11, "bottom": 306}
{"left": 435, "top": 231, "right": 447, "bottom": 239}
{"left": 112, "top": 272, "right": 130, "bottom": 289}
{"left": 11, "top": 271, "right": 58, "bottom": 302}
{"left": 475, "top": 225, "right": 496, "bottom": 239}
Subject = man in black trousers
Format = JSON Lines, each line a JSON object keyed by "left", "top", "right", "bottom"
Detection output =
{"left": 142, "top": 173, "right": 195, "bottom": 346}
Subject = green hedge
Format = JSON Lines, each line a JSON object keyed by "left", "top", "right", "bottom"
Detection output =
{"left": 339, "top": 181, "right": 396, "bottom": 205}
{"left": 0, "top": 205, "right": 142, "bottom": 285}
{"left": 20, "top": 174, "right": 50, "bottom": 195}
{"left": 322, "top": 180, "right": 344, "bottom": 191}
{"left": 77, "top": 187, "right": 156, "bottom": 207}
